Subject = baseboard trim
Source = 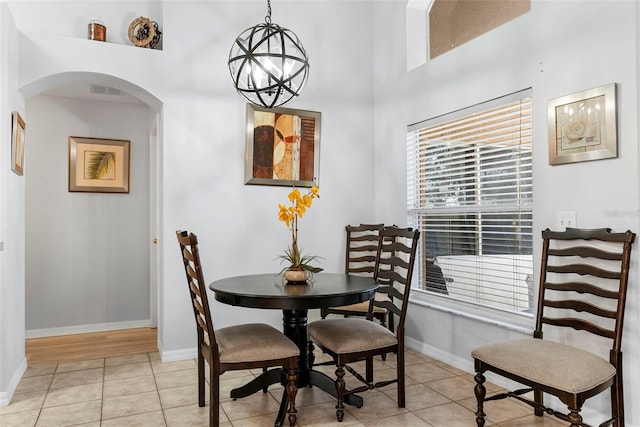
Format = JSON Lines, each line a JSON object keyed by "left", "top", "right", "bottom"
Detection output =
{"left": 25, "top": 320, "right": 152, "bottom": 339}
{"left": 159, "top": 346, "right": 197, "bottom": 363}
{"left": 0, "top": 357, "right": 27, "bottom": 407}
{"left": 405, "top": 336, "right": 474, "bottom": 373}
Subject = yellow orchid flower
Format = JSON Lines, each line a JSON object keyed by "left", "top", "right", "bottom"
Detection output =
{"left": 301, "top": 194, "right": 313, "bottom": 208}
{"left": 276, "top": 185, "right": 323, "bottom": 276}
{"left": 278, "top": 205, "right": 291, "bottom": 222}
{"left": 295, "top": 205, "right": 307, "bottom": 217}
{"left": 288, "top": 188, "right": 301, "bottom": 202}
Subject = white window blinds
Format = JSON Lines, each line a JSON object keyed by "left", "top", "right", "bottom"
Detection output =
{"left": 407, "top": 89, "right": 534, "bottom": 315}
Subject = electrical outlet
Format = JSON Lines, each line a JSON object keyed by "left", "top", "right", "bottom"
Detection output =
{"left": 556, "top": 211, "right": 577, "bottom": 230}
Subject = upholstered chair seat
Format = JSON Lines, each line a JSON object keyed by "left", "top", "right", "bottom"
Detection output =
{"left": 176, "top": 230, "right": 299, "bottom": 427}
{"left": 308, "top": 318, "right": 397, "bottom": 354}
{"left": 326, "top": 294, "right": 389, "bottom": 316}
{"left": 472, "top": 338, "right": 616, "bottom": 394}
{"left": 472, "top": 228, "right": 636, "bottom": 427}
{"left": 217, "top": 323, "right": 299, "bottom": 364}
{"left": 309, "top": 226, "right": 420, "bottom": 422}
{"left": 321, "top": 224, "right": 389, "bottom": 327}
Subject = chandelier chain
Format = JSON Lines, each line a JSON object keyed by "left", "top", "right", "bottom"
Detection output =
{"left": 265, "top": 0, "right": 272, "bottom": 25}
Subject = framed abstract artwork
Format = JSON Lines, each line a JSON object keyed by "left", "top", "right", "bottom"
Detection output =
{"left": 548, "top": 83, "right": 617, "bottom": 165}
{"left": 68, "top": 136, "right": 130, "bottom": 193}
{"left": 11, "top": 111, "right": 26, "bottom": 175}
{"left": 244, "top": 103, "right": 320, "bottom": 187}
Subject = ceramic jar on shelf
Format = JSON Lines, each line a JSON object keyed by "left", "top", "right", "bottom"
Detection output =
{"left": 88, "top": 18, "right": 106, "bottom": 42}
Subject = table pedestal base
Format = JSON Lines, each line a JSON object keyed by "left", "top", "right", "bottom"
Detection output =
{"left": 228, "top": 309, "right": 363, "bottom": 426}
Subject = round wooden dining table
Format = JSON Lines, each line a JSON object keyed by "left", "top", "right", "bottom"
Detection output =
{"left": 209, "top": 272, "right": 377, "bottom": 425}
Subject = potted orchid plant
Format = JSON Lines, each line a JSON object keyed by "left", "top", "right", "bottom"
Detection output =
{"left": 277, "top": 186, "right": 323, "bottom": 282}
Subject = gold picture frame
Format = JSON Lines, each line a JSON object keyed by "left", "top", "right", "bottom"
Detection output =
{"left": 68, "top": 136, "right": 130, "bottom": 193}
{"left": 244, "top": 103, "right": 320, "bottom": 187}
{"left": 548, "top": 83, "right": 617, "bottom": 165}
{"left": 11, "top": 111, "right": 26, "bottom": 176}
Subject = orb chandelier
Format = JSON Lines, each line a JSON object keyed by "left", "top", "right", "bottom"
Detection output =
{"left": 228, "top": 0, "right": 310, "bottom": 108}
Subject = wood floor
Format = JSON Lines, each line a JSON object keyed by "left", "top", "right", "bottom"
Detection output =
{"left": 25, "top": 327, "right": 158, "bottom": 365}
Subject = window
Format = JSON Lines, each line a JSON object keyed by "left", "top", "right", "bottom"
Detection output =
{"left": 407, "top": 90, "right": 533, "bottom": 316}
{"left": 428, "top": 0, "right": 531, "bottom": 59}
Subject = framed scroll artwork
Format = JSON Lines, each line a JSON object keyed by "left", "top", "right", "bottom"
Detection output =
{"left": 244, "top": 103, "right": 320, "bottom": 187}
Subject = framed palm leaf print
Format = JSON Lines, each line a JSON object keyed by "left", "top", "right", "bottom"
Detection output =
{"left": 11, "top": 111, "right": 26, "bottom": 176}
{"left": 68, "top": 136, "right": 130, "bottom": 193}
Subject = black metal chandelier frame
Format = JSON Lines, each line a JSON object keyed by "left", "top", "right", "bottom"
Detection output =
{"left": 228, "top": 0, "right": 310, "bottom": 108}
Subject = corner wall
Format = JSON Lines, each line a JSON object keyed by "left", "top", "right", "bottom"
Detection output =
{"left": 2, "top": 0, "right": 377, "bottom": 398}
{"left": 373, "top": 1, "right": 640, "bottom": 424}
{"left": 0, "top": 2, "right": 27, "bottom": 406}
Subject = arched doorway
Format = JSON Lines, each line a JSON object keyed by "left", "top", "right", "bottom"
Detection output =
{"left": 21, "top": 72, "right": 162, "bottom": 346}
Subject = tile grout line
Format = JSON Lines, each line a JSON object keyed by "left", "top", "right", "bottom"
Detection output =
{"left": 100, "top": 357, "right": 106, "bottom": 423}
{"left": 149, "top": 352, "right": 169, "bottom": 426}
{"left": 35, "top": 361, "right": 57, "bottom": 426}
{"left": 5, "top": 348, "right": 566, "bottom": 426}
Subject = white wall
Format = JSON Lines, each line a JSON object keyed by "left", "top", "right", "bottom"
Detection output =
{"left": 372, "top": 0, "right": 640, "bottom": 425}
{"left": 0, "top": 0, "right": 377, "bottom": 400}
{"left": 0, "top": 2, "right": 27, "bottom": 406}
{"left": 5, "top": 0, "right": 638, "bottom": 423}
{"left": 6, "top": 0, "right": 163, "bottom": 47}
{"left": 24, "top": 95, "right": 152, "bottom": 334}
{"left": 156, "top": 0, "right": 376, "bottom": 356}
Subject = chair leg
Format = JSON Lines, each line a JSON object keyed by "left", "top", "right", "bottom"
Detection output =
{"left": 534, "top": 389, "right": 544, "bottom": 416}
{"left": 197, "top": 351, "right": 205, "bottom": 407}
{"left": 366, "top": 356, "right": 373, "bottom": 383}
{"left": 612, "top": 373, "right": 624, "bottom": 427}
{"left": 320, "top": 307, "right": 328, "bottom": 319}
{"left": 474, "top": 372, "right": 487, "bottom": 427}
{"left": 335, "top": 365, "right": 346, "bottom": 422}
{"left": 397, "top": 347, "right": 405, "bottom": 408}
{"left": 262, "top": 367, "right": 268, "bottom": 393}
{"left": 567, "top": 407, "right": 583, "bottom": 426}
{"left": 286, "top": 368, "right": 298, "bottom": 426}
{"left": 378, "top": 313, "right": 387, "bottom": 361}
{"left": 378, "top": 312, "right": 387, "bottom": 329}
{"left": 211, "top": 361, "right": 219, "bottom": 427}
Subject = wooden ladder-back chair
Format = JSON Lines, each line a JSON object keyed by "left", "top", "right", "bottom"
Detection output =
{"left": 320, "top": 224, "right": 389, "bottom": 327}
{"left": 308, "top": 226, "right": 420, "bottom": 422}
{"left": 176, "top": 230, "right": 300, "bottom": 427}
{"left": 472, "top": 227, "right": 636, "bottom": 427}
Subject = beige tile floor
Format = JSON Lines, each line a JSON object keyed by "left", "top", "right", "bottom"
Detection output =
{"left": 0, "top": 347, "right": 567, "bottom": 426}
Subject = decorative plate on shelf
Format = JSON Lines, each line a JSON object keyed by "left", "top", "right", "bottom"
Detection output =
{"left": 128, "top": 16, "right": 162, "bottom": 49}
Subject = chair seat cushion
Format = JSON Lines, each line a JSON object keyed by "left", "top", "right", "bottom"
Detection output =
{"left": 217, "top": 323, "right": 299, "bottom": 363}
{"left": 472, "top": 338, "right": 616, "bottom": 394}
{"left": 330, "top": 296, "right": 388, "bottom": 314}
{"left": 308, "top": 318, "right": 397, "bottom": 354}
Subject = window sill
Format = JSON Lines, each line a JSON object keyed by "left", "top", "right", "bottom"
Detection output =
{"left": 409, "top": 290, "right": 534, "bottom": 335}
